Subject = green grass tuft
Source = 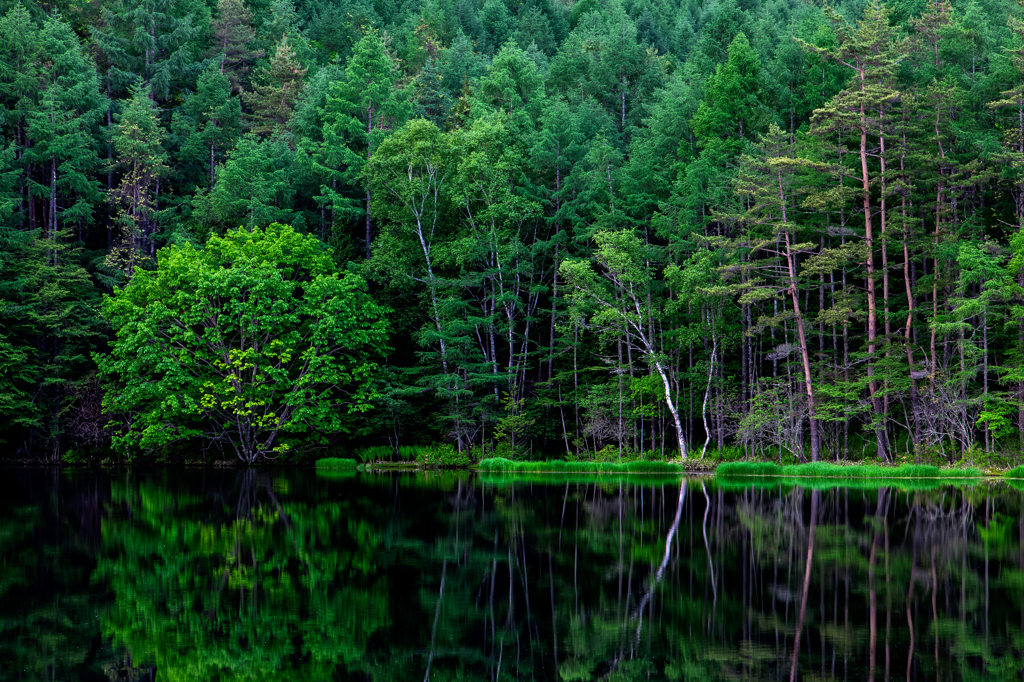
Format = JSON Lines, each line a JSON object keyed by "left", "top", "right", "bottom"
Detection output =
{"left": 715, "top": 461, "right": 783, "bottom": 478}
{"left": 315, "top": 457, "right": 358, "bottom": 469}
{"left": 1004, "top": 465, "right": 1024, "bottom": 479}
{"left": 715, "top": 460, "right": 985, "bottom": 482}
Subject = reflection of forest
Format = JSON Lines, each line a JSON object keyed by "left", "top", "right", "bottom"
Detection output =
{"left": 1, "top": 471, "right": 1023, "bottom": 680}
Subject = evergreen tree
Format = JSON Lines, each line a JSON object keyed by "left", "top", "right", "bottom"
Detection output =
{"left": 173, "top": 64, "right": 242, "bottom": 193}
{"left": 90, "top": 0, "right": 210, "bottom": 101}
{"left": 243, "top": 35, "right": 306, "bottom": 137}
{"left": 211, "top": 0, "right": 262, "bottom": 94}
{"left": 319, "top": 30, "right": 404, "bottom": 258}
{"left": 108, "top": 82, "right": 168, "bottom": 276}
{"left": 192, "top": 133, "right": 297, "bottom": 237}
{"left": 803, "top": 0, "right": 905, "bottom": 460}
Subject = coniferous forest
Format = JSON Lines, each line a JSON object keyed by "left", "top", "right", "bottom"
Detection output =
{"left": 5, "top": 0, "right": 1024, "bottom": 464}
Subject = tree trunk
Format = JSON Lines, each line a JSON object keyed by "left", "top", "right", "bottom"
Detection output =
{"left": 858, "top": 63, "right": 887, "bottom": 461}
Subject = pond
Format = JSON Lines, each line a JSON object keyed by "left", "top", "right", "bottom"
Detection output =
{"left": 1, "top": 468, "right": 1022, "bottom": 680}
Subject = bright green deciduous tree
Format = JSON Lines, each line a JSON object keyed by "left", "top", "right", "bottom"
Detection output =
{"left": 98, "top": 223, "right": 389, "bottom": 463}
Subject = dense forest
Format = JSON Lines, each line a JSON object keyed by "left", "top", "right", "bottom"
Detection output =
{"left": 4, "top": 0, "right": 1024, "bottom": 463}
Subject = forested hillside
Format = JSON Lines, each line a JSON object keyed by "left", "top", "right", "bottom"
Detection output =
{"left": 3, "top": 0, "right": 1024, "bottom": 463}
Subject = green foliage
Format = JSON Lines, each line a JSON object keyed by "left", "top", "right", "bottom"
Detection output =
{"left": 415, "top": 444, "right": 471, "bottom": 469}
{"left": 1004, "top": 465, "right": 1024, "bottom": 479}
{"left": 98, "top": 223, "right": 389, "bottom": 463}
{"left": 478, "top": 457, "right": 684, "bottom": 474}
{"left": 716, "top": 461, "right": 986, "bottom": 480}
{"left": 10, "top": 0, "right": 1024, "bottom": 464}
{"left": 315, "top": 457, "right": 358, "bottom": 469}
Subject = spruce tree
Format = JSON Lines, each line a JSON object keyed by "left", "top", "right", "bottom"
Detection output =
{"left": 90, "top": 0, "right": 209, "bottom": 101}
{"left": 108, "top": 82, "right": 168, "bottom": 276}
{"left": 243, "top": 35, "right": 306, "bottom": 137}
{"left": 211, "top": 0, "right": 262, "bottom": 94}
{"left": 319, "top": 30, "right": 404, "bottom": 257}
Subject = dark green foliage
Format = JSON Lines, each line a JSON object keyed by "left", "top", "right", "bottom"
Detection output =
{"left": 8, "top": 0, "right": 1024, "bottom": 464}
{"left": 89, "top": 0, "right": 210, "bottom": 101}
{"left": 416, "top": 444, "right": 471, "bottom": 469}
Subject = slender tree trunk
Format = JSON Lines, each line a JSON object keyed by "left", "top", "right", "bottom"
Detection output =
{"left": 858, "top": 64, "right": 886, "bottom": 460}
{"left": 779, "top": 170, "right": 820, "bottom": 461}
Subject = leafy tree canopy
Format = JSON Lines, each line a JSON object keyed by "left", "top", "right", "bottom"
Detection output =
{"left": 98, "top": 223, "right": 389, "bottom": 463}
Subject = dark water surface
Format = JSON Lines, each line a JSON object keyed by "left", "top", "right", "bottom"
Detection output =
{"left": 2, "top": 468, "right": 1023, "bottom": 681}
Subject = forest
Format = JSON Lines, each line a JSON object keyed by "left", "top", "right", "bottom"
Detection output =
{"left": 4, "top": 0, "right": 1024, "bottom": 464}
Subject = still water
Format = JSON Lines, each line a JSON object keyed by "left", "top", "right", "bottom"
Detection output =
{"left": 1, "top": 468, "right": 1023, "bottom": 680}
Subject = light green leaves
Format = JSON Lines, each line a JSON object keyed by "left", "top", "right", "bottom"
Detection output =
{"left": 98, "top": 223, "right": 389, "bottom": 462}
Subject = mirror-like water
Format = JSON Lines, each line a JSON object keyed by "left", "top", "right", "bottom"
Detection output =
{"left": 1, "top": 468, "right": 1023, "bottom": 681}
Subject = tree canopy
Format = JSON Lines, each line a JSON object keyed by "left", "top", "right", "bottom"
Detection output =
{"left": 98, "top": 223, "right": 389, "bottom": 462}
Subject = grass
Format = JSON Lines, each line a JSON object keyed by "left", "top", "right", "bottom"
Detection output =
{"left": 712, "top": 477, "right": 980, "bottom": 493}
{"left": 353, "top": 444, "right": 464, "bottom": 463}
{"left": 1004, "top": 465, "right": 1024, "bottom": 479}
{"left": 352, "top": 445, "right": 394, "bottom": 463}
{"left": 715, "top": 461, "right": 783, "bottom": 478}
{"left": 480, "top": 473, "right": 685, "bottom": 487}
{"left": 715, "top": 460, "right": 985, "bottom": 481}
{"left": 477, "top": 458, "right": 685, "bottom": 474}
{"left": 314, "top": 457, "right": 358, "bottom": 469}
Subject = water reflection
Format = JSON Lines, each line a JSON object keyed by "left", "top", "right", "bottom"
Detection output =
{"left": 1, "top": 469, "right": 1023, "bottom": 680}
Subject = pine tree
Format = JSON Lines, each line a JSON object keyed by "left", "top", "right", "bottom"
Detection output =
{"left": 319, "top": 30, "right": 403, "bottom": 257}
{"left": 802, "top": 0, "right": 905, "bottom": 460}
{"left": 90, "top": 0, "right": 209, "bottom": 101}
{"left": 211, "top": 0, "right": 262, "bottom": 94}
{"left": 731, "top": 124, "right": 831, "bottom": 460}
{"left": 243, "top": 35, "right": 306, "bottom": 137}
{"left": 108, "top": 82, "right": 168, "bottom": 276}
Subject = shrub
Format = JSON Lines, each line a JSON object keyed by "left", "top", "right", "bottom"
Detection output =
{"left": 416, "top": 444, "right": 471, "bottom": 469}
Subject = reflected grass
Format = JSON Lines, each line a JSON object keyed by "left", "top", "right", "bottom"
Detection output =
{"left": 713, "top": 476, "right": 983, "bottom": 493}
{"left": 716, "top": 461, "right": 984, "bottom": 481}
{"left": 315, "top": 468, "right": 358, "bottom": 480}
{"left": 477, "top": 458, "right": 684, "bottom": 474}
{"left": 479, "top": 472, "right": 686, "bottom": 487}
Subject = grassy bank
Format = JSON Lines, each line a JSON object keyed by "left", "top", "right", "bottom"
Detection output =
{"left": 713, "top": 476, "right": 982, "bottom": 492}
{"left": 480, "top": 472, "right": 685, "bottom": 487}
{"left": 478, "top": 458, "right": 684, "bottom": 474}
{"left": 715, "top": 461, "right": 984, "bottom": 480}
{"left": 314, "top": 457, "right": 358, "bottom": 469}
{"left": 1004, "top": 465, "right": 1024, "bottom": 479}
